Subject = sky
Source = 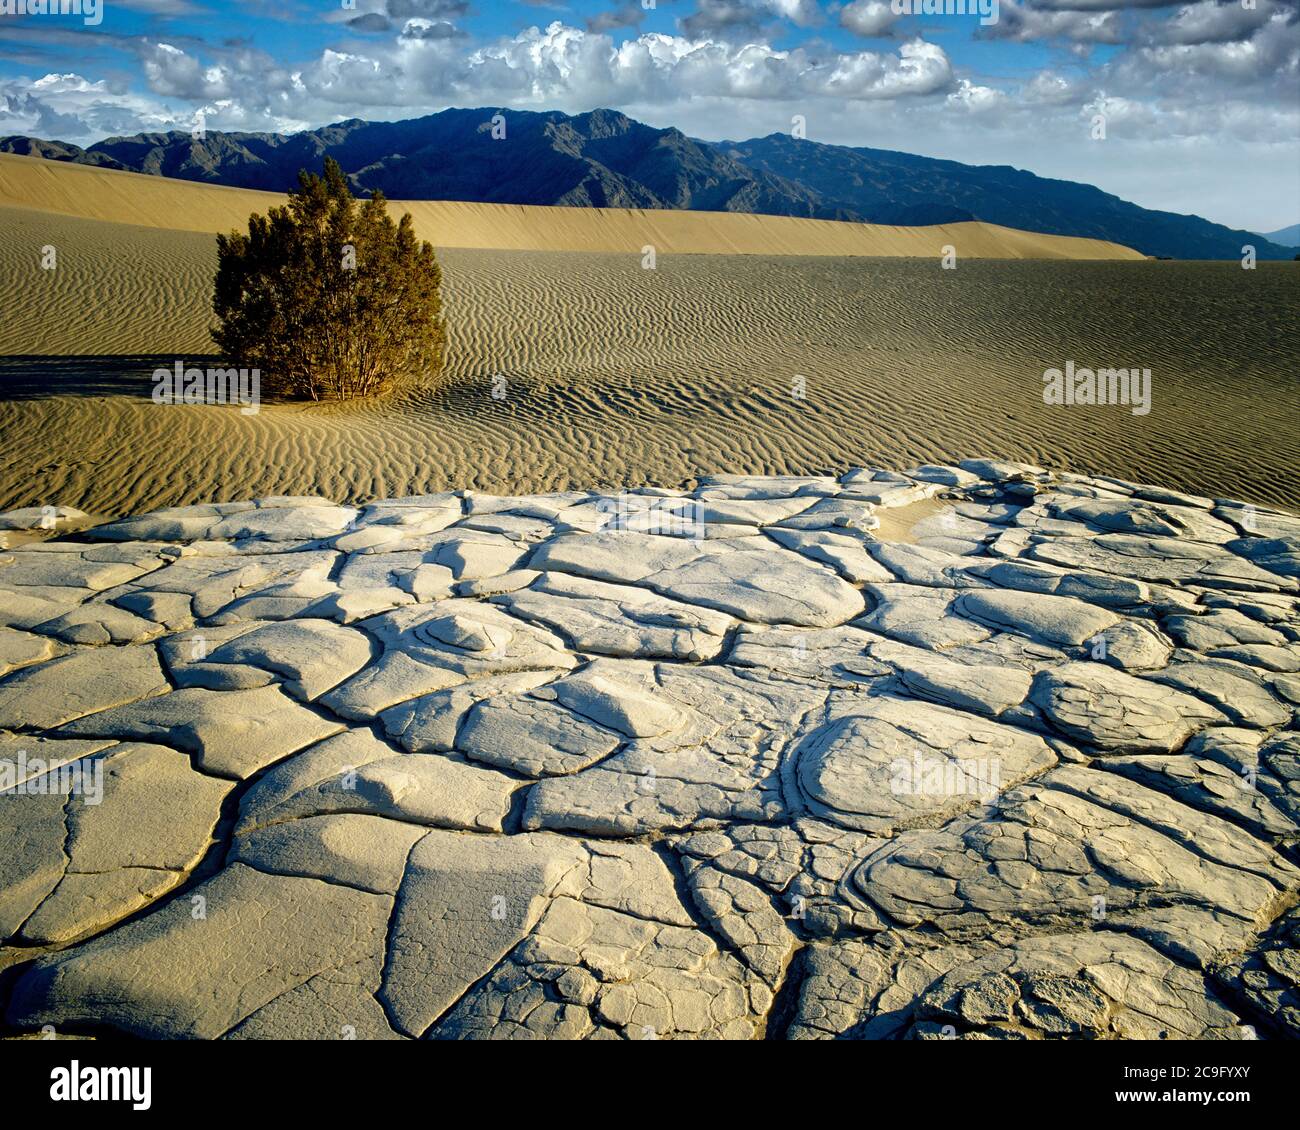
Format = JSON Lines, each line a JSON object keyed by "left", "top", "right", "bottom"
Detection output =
{"left": 0, "top": 0, "right": 1296, "bottom": 232}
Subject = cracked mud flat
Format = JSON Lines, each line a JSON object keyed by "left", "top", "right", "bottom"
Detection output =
{"left": 0, "top": 459, "right": 1297, "bottom": 1040}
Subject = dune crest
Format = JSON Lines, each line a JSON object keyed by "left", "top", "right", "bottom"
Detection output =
{"left": 0, "top": 153, "right": 1145, "bottom": 259}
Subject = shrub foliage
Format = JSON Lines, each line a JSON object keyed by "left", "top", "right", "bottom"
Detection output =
{"left": 213, "top": 158, "right": 445, "bottom": 401}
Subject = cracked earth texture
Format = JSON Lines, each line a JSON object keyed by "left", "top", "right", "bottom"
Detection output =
{"left": 0, "top": 459, "right": 1297, "bottom": 1040}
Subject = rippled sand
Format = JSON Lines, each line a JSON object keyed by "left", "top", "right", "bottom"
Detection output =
{"left": 1, "top": 204, "right": 1297, "bottom": 516}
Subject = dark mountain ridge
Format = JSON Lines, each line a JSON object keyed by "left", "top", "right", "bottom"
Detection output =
{"left": 2, "top": 107, "right": 1292, "bottom": 259}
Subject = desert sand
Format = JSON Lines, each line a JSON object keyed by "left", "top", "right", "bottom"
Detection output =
{"left": 1, "top": 464, "right": 1298, "bottom": 1039}
{"left": 0, "top": 153, "right": 1145, "bottom": 258}
{"left": 0, "top": 156, "right": 1296, "bottom": 519}
{"left": 3, "top": 156, "right": 1300, "bottom": 1044}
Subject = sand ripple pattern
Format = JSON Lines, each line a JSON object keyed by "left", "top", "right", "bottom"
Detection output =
{"left": 1, "top": 208, "right": 1297, "bottom": 515}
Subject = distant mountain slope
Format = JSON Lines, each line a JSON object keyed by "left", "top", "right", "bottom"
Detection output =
{"left": 5, "top": 108, "right": 846, "bottom": 220}
{"left": 0, "top": 135, "right": 130, "bottom": 169}
{"left": 717, "top": 134, "right": 1294, "bottom": 261}
{"left": 2, "top": 107, "right": 1293, "bottom": 260}
{"left": 1257, "top": 223, "right": 1299, "bottom": 247}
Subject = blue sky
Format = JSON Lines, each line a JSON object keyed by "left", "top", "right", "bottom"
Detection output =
{"left": 0, "top": 0, "right": 1296, "bottom": 230}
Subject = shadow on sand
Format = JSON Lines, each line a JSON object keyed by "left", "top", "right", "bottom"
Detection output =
{"left": 0, "top": 355, "right": 232, "bottom": 401}
{"left": 0, "top": 355, "right": 454, "bottom": 414}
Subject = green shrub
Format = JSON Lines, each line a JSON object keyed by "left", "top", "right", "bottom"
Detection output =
{"left": 212, "top": 157, "right": 445, "bottom": 401}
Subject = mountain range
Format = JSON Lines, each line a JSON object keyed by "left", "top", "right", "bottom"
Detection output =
{"left": 3, "top": 107, "right": 1294, "bottom": 260}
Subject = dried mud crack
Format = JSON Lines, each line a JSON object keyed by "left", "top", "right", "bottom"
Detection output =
{"left": 0, "top": 459, "right": 1297, "bottom": 1040}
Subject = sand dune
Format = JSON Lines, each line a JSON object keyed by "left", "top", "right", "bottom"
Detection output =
{"left": 1, "top": 197, "right": 1296, "bottom": 516}
{"left": 0, "top": 153, "right": 1145, "bottom": 260}
{"left": 0, "top": 156, "right": 1295, "bottom": 517}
